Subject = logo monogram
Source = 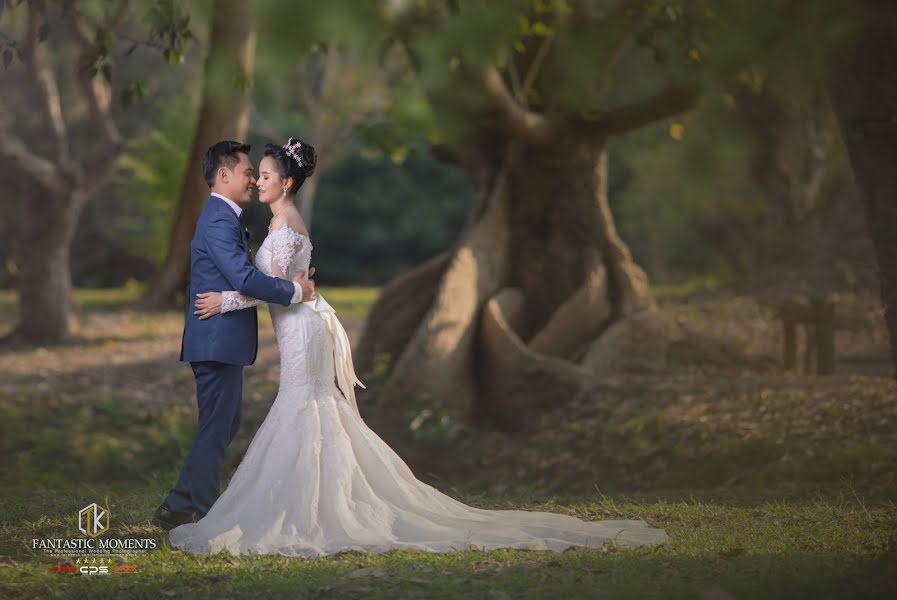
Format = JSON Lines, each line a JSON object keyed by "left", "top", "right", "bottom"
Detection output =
{"left": 77, "top": 503, "right": 110, "bottom": 538}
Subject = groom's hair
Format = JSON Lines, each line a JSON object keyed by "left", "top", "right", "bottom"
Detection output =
{"left": 203, "top": 141, "right": 252, "bottom": 187}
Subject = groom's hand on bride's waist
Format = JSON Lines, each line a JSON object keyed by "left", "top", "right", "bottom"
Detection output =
{"left": 294, "top": 268, "right": 316, "bottom": 302}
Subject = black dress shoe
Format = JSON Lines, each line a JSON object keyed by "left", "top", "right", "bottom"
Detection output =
{"left": 151, "top": 503, "right": 199, "bottom": 531}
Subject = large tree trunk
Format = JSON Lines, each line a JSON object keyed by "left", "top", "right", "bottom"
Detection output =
{"left": 298, "top": 172, "right": 320, "bottom": 229}
{"left": 9, "top": 185, "right": 84, "bottom": 342}
{"left": 357, "top": 11, "right": 696, "bottom": 432}
{"left": 0, "top": 4, "right": 125, "bottom": 343}
{"left": 360, "top": 141, "right": 654, "bottom": 431}
{"left": 376, "top": 144, "right": 515, "bottom": 419}
{"left": 828, "top": 5, "right": 897, "bottom": 380}
{"left": 353, "top": 250, "right": 451, "bottom": 377}
{"left": 142, "top": 0, "right": 256, "bottom": 308}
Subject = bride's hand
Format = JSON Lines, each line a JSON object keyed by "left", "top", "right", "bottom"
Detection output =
{"left": 195, "top": 292, "right": 223, "bottom": 320}
{"left": 292, "top": 267, "right": 317, "bottom": 302}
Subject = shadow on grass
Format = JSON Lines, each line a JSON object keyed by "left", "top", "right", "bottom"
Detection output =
{"left": 0, "top": 387, "right": 275, "bottom": 493}
{"left": 3, "top": 371, "right": 897, "bottom": 509}
{"left": 2, "top": 458, "right": 895, "bottom": 599}
{"left": 0, "top": 286, "right": 147, "bottom": 323}
{"left": 0, "top": 334, "right": 277, "bottom": 392}
{"left": 1, "top": 548, "right": 895, "bottom": 599}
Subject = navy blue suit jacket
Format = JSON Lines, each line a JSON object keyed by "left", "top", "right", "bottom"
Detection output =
{"left": 180, "top": 195, "right": 295, "bottom": 366}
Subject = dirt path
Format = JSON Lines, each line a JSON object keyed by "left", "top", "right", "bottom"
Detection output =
{"left": 0, "top": 310, "right": 364, "bottom": 412}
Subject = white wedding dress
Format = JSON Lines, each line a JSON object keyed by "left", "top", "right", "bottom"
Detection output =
{"left": 168, "top": 225, "right": 667, "bottom": 556}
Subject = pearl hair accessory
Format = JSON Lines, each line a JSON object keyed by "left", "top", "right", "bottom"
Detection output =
{"left": 283, "top": 138, "right": 304, "bottom": 169}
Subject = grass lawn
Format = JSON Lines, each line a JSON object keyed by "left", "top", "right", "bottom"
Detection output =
{"left": 1, "top": 285, "right": 895, "bottom": 598}
{"left": 2, "top": 481, "right": 894, "bottom": 599}
{"left": 0, "top": 285, "right": 379, "bottom": 320}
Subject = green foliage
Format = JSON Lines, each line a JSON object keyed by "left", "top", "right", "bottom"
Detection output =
{"left": 0, "top": 390, "right": 194, "bottom": 486}
{"left": 365, "top": 352, "right": 394, "bottom": 391}
{"left": 119, "top": 80, "right": 146, "bottom": 108}
{"left": 146, "top": 0, "right": 195, "bottom": 66}
{"left": 113, "top": 96, "right": 197, "bottom": 263}
{"left": 612, "top": 66, "right": 854, "bottom": 282}
{"left": 306, "top": 149, "right": 475, "bottom": 285}
{"left": 257, "top": 0, "right": 388, "bottom": 63}
{"left": 0, "top": 0, "right": 198, "bottom": 101}
{"left": 612, "top": 94, "right": 766, "bottom": 277}
{"left": 315, "top": 286, "right": 379, "bottom": 318}
{"left": 405, "top": 406, "right": 471, "bottom": 445}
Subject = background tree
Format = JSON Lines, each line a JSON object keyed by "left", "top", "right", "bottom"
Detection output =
{"left": 249, "top": 41, "right": 404, "bottom": 229}
{"left": 827, "top": 0, "right": 897, "bottom": 381}
{"left": 0, "top": 0, "right": 189, "bottom": 342}
{"left": 350, "top": 0, "right": 704, "bottom": 431}
{"left": 142, "top": 0, "right": 256, "bottom": 308}
{"left": 614, "top": 75, "right": 863, "bottom": 288}
{"left": 287, "top": 43, "right": 403, "bottom": 229}
{"left": 263, "top": 0, "right": 872, "bottom": 434}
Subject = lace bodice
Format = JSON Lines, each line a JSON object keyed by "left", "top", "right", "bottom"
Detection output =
{"left": 257, "top": 226, "right": 313, "bottom": 280}
{"left": 218, "top": 225, "right": 362, "bottom": 413}
{"left": 220, "top": 226, "right": 311, "bottom": 314}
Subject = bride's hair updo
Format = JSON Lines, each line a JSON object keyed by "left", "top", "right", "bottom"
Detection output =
{"left": 264, "top": 137, "right": 317, "bottom": 194}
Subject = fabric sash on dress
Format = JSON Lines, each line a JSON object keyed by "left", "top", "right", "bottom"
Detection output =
{"left": 302, "top": 293, "right": 365, "bottom": 416}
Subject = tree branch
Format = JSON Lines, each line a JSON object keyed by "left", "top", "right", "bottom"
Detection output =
{"left": 64, "top": 10, "right": 124, "bottom": 150}
{"left": 83, "top": 154, "right": 123, "bottom": 199}
{"left": 481, "top": 65, "right": 554, "bottom": 145}
{"left": 0, "top": 129, "right": 65, "bottom": 195}
{"left": 576, "top": 81, "right": 700, "bottom": 139}
{"left": 108, "top": 0, "right": 132, "bottom": 29}
{"left": 249, "top": 104, "right": 286, "bottom": 144}
{"left": 519, "top": 34, "right": 553, "bottom": 104}
{"left": 22, "top": 4, "right": 69, "bottom": 164}
{"left": 586, "top": 0, "right": 657, "bottom": 96}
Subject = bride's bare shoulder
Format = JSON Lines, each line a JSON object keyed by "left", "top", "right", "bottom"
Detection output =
{"left": 281, "top": 206, "right": 308, "bottom": 237}
{"left": 274, "top": 206, "right": 309, "bottom": 238}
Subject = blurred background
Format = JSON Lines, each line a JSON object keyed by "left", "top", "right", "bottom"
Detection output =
{"left": 1, "top": 1, "right": 896, "bottom": 596}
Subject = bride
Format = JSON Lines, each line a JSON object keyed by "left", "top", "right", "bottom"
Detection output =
{"left": 168, "top": 137, "right": 667, "bottom": 556}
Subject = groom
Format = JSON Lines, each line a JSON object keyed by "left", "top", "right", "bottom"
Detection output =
{"left": 151, "top": 141, "right": 316, "bottom": 530}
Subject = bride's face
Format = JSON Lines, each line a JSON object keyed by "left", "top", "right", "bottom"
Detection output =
{"left": 256, "top": 156, "right": 288, "bottom": 204}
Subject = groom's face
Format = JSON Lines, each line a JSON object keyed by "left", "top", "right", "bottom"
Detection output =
{"left": 224, "top": 152, "right": 256, "bottom": 204}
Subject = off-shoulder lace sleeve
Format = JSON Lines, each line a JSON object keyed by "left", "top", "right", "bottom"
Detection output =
{"left": 268, "top": 226, "right": 307, "bottom": 278}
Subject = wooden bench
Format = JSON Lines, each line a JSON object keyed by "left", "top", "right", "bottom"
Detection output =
{"left": 766, "top": 294, "right": 838, "bottom": 375}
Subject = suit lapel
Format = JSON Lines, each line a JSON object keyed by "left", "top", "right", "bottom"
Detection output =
{"left": 209, "top": 195, "right": 252, "bottom": 257}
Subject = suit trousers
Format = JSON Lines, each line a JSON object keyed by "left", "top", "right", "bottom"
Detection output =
{"left": 164, "top": 361, "right": 243, "bottom": 517}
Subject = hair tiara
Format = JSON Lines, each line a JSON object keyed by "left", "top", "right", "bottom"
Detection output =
{"left": 283, "top": 138, "right": 305, "bottom": 169}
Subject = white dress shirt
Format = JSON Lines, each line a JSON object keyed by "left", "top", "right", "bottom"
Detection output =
{"left": 210, "top": 192, "right": 304, "bottom": 304}
{"left": 211, "top": 192, "right": 243, "bottom": 218}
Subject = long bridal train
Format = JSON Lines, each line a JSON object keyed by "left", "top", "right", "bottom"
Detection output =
{"left": 168, "top": 226, "right": 667, "bottom": 556}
